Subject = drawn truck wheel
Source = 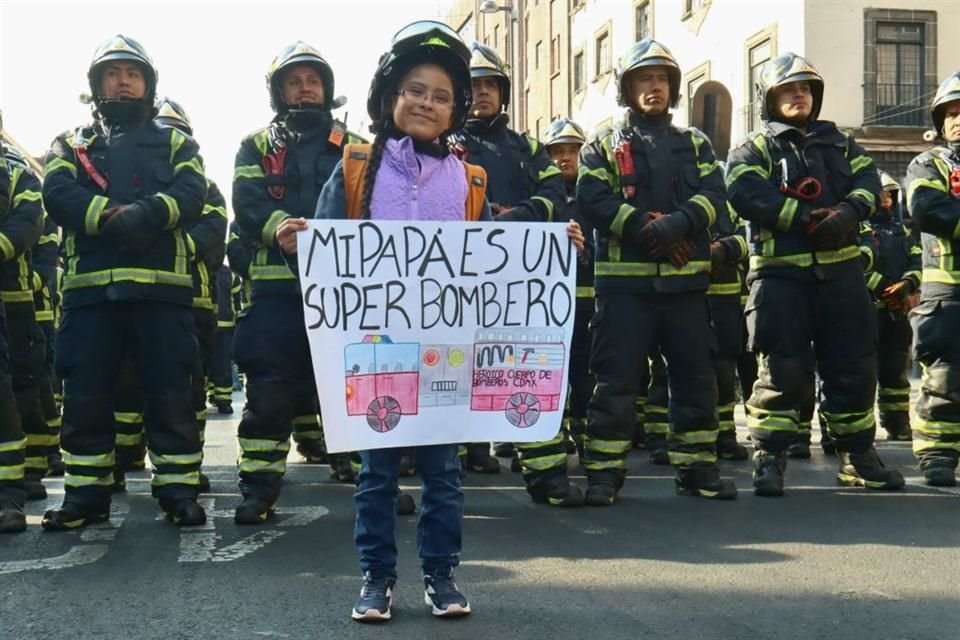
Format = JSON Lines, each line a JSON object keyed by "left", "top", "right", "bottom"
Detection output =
{"left": 504, "top": 392, "right": 541, "bottom": 428}
{"left": 366, "top": 396, "right": 402, "bottom": 433}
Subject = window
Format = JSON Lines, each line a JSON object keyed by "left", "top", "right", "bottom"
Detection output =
{"left": 595, "top": 30, "right": 611, "bottom": 77}
{"left": 684, "top": 0, "right": 706, "bottom": 14}
{"left": 573, "top": 50, "right": 585, "bottom": 93}
{"left": 550, "top": 35, "right": 561, "bottom": 75}
{"left": 746, "top": 37, "right": 772, "bottom": 132}
{"left": 635, "top": 1, "right": 652, "bottom": 40}
{"left": 873, "top": 22, "right": 925, "bottom": 125}
{"left": 536, "top": 117, "right": 544, "bottom": 140}
{"left": 535, "top": 41, "right": 543, "bottom": 70}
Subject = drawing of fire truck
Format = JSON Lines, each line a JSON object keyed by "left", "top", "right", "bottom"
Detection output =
{"left": 344, "top": 329, "right": 565, "bottom": 433}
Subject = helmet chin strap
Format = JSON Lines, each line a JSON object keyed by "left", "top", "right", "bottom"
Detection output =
{"left": 97, "top": 98, "right": 153, "bottom": 125}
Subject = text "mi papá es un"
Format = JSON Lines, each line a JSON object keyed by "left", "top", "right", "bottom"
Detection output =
{"left": 302, "top": 222, "right": 575, "bottom": 331}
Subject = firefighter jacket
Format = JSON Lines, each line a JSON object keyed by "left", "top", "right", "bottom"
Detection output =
{"left": 188, "top": 178, "right": 227, "bottom": 311}
{"left": 864, "top": 212, "right": 922, "bottom": 309}
{"left": 451, "top": 115, "right": 564, "bottom": 222}
{"left": 726, "top": 120, "right": 880, "bottom": 280}
{"left": 707, "top": 204, "right": 749, "bottom": 299}
{"left": 906, "top": 142, "right": 960, "bottom": 301}
{"left": 42, "top": 120, "right": 206, "bottom": 308}
{"left": 226, "top": 220, "right": 252, "bottom": 280}
{"left": 0, "top": 149, "right": 43, "bottom": 306}
{"left": 31, "top": 213, "right": 60, "bottom": 321}
{"left": 577, "top": 111, "right": 728, "bottom": 295}
{"left": 557, "top": 181, "right": 595, "bottom": 300}
{"left": 215, "top": 265, "right": 239, "bottom": 329}
{"left": 231, "top": 116, "right": 362, "bottom": 299}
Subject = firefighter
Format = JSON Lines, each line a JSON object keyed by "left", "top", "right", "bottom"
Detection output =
{"left": 905, "top": 70, "right": 960, "bottom": 487}
{"left": 209, "top": 264, "right": 239, "bottom": 415}
{"left": 41, "top": 34, "right": 208, "bottom": 529}
{"left": 577, "top": 39, "right": 737, "bottom": 505}
{"left": 0, "top": 117, "right": 44, "bottom": 532}
{"left": 449, "top": 42, "right": 566, "bottom": 474}
{"left": 727, "top": 52, "right": 904, "bottom": 496}
{"left": 512, "top": 116, "right": 596, "bottom": 507}
{"left": 231, "top": 41, "right": 363, "bottom": 523}
{"left": 864, "top": 171, "right": 921, "bottom": 441}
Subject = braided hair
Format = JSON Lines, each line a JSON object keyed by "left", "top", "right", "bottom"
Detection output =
{"left": 359, "top": 128, "right": 389, "bottom": 219}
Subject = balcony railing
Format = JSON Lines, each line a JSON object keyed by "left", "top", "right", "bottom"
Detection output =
{"left": 868, "top": 82, "right": 933, "bottom": 127}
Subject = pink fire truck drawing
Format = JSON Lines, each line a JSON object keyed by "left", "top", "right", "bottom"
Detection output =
{"left": 344, "top": 329, "right": 566, "bottom": 433}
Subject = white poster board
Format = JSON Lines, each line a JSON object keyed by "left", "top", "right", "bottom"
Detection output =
{"left": 296, "top": 220, "right": 576, "bottom": 453}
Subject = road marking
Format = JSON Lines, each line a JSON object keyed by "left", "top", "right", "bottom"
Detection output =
{"left": 0, "top": 503, "right": 129, "bottom": 575}
{"left": 178, "top": 501, "right": 329, "bottom": 563}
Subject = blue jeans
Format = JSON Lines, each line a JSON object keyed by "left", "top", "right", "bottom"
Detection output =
{"left": 354, "top": 444, "right": 463, "bottom": 579}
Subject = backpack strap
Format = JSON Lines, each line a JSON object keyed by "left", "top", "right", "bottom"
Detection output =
{"left": 463, "top": 162, "right": 487, "bottom": 221}
{"left": 343, "top": 143, "right": 371, "bottom": 219}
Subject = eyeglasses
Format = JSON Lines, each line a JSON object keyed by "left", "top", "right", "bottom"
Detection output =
{"left": 396, "top": 85, "right": 454, "bottom": 109}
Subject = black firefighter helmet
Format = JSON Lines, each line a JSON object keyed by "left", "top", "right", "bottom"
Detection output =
{"left": 931, "top": 71, "right": 960, "bottom": 138}
{"left": 87, "top": 34, "right": 158, "bottom": 109}
{"left": 367, "top": 20, "right": 472, "bottom": 135}
{"left": 266, "top": 41, "right": 335, "bottom": 113}
{"left": 543, "top": 117, "right": 586, "bottom": 147}
{"left": 614, "top": 38, "right": 681, "bottom": 109}
{"left": 757, "top": 52, "right": 824, "bottom": 123}
{"left": 468, "top": 42, "right": 511, "bottom": 110}
{"left": 154, "top": 96, "right": 192, "bottom": 136}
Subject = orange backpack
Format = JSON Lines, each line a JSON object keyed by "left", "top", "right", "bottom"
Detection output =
{"left": 342, "top": 143, "right": 487, "bottom": 220}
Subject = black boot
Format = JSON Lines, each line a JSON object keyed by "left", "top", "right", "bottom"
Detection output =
{"left": 42, "top": 502, "right": 110, "bottom": 531}
{"left": 198, "top": 472, "right": 211, "bottom": 493}
{"left": 465, "top": 443, "right": 500, "bottom": 474}
{"left": 0, "top": 503, "right": 26, "bottom": 534}
{"left": 752, "top": 451, "right": 786, "bottom": 497}
{"left": 296, "top": 439, "right": 328, "bottom": 464}
{"left": 880, "top": 412, "right": 912, "bottom": 441}
{"left": 584, "top": 473, "right": 621, "bottom": 506}
{"left": 528, "top": 477, "right": 584, "bottom": 508}
{"left": 164, "top": 499, "right": 206, "bottom": 526}
{"left": 396, "top": 491, "right": 416, "bottom": 515}
{"left": 25, "top": 474, "right": 47, "bottom": 501}
{"left": 922, "top": 464, "right": 957, "bottom": 487}
{"left": 645, "top": 433, "right": 669, "bottom": 465}
{"left": 493, "top": 442, "right": 515, "bottom": 458}
{"left": 716, "top": 430, "right": 749, "bottom": 461}
{"left": 329, "top": 453, "right": 356, "bottom": 482}
{"left": 837, "top": 447, "right": 905, "bottom": 490}
{"left": 111, "top": 468, "right": 126, "bottom": 494}
{"left": 234, "top": 495, "right": 276, "bottom": 525}
{"left": 215, "top": 400, "right": 234, "bottom": 415}
{"left": 46, "top": 450, "right": 65, "bottom": 477}
{"left": 398, "top": 455, "right": 416, "bottom": 477}
{"left": 675, "top": 465, "right": 738, "bottom": 500}
{"left": 786, "top": 432, "right": 811, "bottom": 459}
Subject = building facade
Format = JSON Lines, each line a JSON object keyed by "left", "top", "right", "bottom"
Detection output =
{"left": 447, "top": 0, "right": 959, "bottom": 179}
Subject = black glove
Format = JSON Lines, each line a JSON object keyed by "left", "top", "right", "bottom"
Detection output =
{"left": 621, "top": 210, "right": 659, "bottom": 247}
{"left": 709, "top": 241, "right": 730, "bottom": 277}
{"left": 808, "top": 207, "right": 858, "bottom": 251}
{"left": 639, "top": 211, "right": 691, "bottom": 257}
{"left": 100, "top": 203, "right": 158, "bottom": 253}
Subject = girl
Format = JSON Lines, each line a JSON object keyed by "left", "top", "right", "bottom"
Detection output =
{"left": 276, "top": 20, "right": 583, "bottom": 622}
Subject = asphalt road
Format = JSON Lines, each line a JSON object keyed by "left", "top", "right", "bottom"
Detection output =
{"left": 1, "top": 394, "right": 958, "bottom": 640}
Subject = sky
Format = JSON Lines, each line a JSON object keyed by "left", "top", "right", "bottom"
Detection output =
{"left": 0, "top": 0, "right": 467, "bottom": 212}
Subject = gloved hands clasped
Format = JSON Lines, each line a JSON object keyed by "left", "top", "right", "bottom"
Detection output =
{"left": 100, "top": 203, "right": 160, "bottom": 253}
{"left": 805, "top": 206, "right": 858, "bottom": 251}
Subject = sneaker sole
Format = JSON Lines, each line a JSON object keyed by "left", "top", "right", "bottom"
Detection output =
{"left": 352, "top": 607, "right": 392, "bottom": 622}
{"left": 676, "top": 487, "right": 738, "bottom": 500}
{"left": 836, "top": 473, "right": 905, "bottom": 490}
{"left": 424, "top": 593, "right": 471, "bottom": 617}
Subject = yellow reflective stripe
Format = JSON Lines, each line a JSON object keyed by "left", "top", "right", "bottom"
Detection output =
{"left": 921, "top": 268, "right": 960, "bottom": 285}
{"left": 849, "top": 155, "right": 873, "bottom": 173}
{"left": 65, "top": 474, "right": 115, "bottom": 488}
{"left": 234, "top": 164, "right": 266, "bottom": 180}
{"left": 668, "top": 451, "right": 716, "bottom": 465}
{"left": 26, "top": 433, "right": 58, "bottom": 447}
{"left": 261, "top": 210, "right": 289, "bottom": 246}
{"left": 531, "top": 196, "right": 555, "bottom": 222}
{"left": 238, "top": 437, "right": 291, "bottom": 453}
{"left": 610, "top": 203, "right": 637, "bottom": 238}
{"left": 877, "top": 401, "right": 909, "bottom": 411}
{"left": 152, "top": 472, "right": 201, "bottom": 486}
{"left": 250, "top": 264, "right": 296, "bottom": 281}
{"left": 150, "top": 452, "right": 203, "bottom": 466}
{"left": 12, "top": 188, "right": 41, "bottom": 207}
{"left": 878, "top": 386, "right": 910, "bottom": 396}
{"left": 63, "top": 451, "right": 114, "bottom": 466}
{"left": 583, "top": 166, "right": 615, "bottom": 189}
{"left": 951, "top": 218, "right": 960, "bottom": 240}
{"left": 157, "top": 193, "right": 181, "bottom": 229}
{"left": 217, "top": 320, "right": 236, "bottom": 328}
{"left": 203, "top": 203, "right": 228, "bottom": 218}
{"left": 239, "top": 458, "right": 287, "bottom": 473}
{"left": 753, "top": 135, "right": 772, "bottom": 175}
{"left": 169, "top": 129, "right": 186, "bottom": 164}
{"left": 114, "top": 412, "right": 143, "bottom": 424}
{"left": 913, "top": 419, "right": 960, "bottom": 435}
{"left": 859, "top": 245, "right": 875, "bottom": 272}
{"left": 575, "top": 286, "right": 595, "bottom": 298}
{"left": 0, "top": 467, "right": 25, "bottom": 481}
{"left": 175, "top": 230, "right": 189, "bottom": 275}
{"left": 45, "top": 156, "right": 78, "bottom": 177}
{"left": 0, "top": 232, "right": 14, "bottom": 261}
{"left": 0, "top": 290, "right": 36, "bottom": 303}
{"left": 193, "top": 297, "right": 215, "bottom": 310}
{"left": 661, "top": 260, "right": 710, "bottom": 276}
{"left": 62, "top": 268, "right": 193, "bottom": 291}
{"left": 673, "top": 429, "right": 719, "bottom": 445}
{"left": 815, "top": 246, "right": 861, "bottom": 265}
{"left": 520, "top": 453, "right": 568, "bottom": 471}
{"left": 0, "top": 438, "right": 27, "bottom": 452}
{"left": 725, "top": 163, "right": 767, "bottom": 186}
{"left": 586, "top": 439, "right": 632, "bottom": 454}
{"left": 866, "top": 272, "right": 883, "bottom": 290}
{"left": 539, "top": 165, "right": 562, "bottom": 181}
{"left": 847, "top": 188, "right": 876, "bottom": 211}
{"left": 907, "top": 178, "right": 947, "bottom": 204}
{"left": 291, "top": 415, "right": 318, "bottom": 426}
{"left": 707, "top": 282, "right": 741, "bottom": 295}
{"left": 115, "top": 433, "right": 144, "bottom": 446}
{"left": 253, "top": 131, "right": 269, "bottom": 156}
{"left": 595, "top": 262, "right": 659, "bottom": 277}
{"left": 688, "top": 194, "right": 716, "bottom": 226}
{"left": 85, "top": 195, "right": 109, "bottom": 236}
{"left": 174, "top": 157, "right": 203, "bottom": 176}
{"left": 39, "top": 232, "right": 60, "bottom": 245}
{"left": 751, "top": 253, "right": 814, "bottom": 269}
{"left": 732, "top": 234, "right": 749, "bottom": 259}
{"left": 35, "top": 310, "right": 55, "bottom": 322}
{"left": 582, "top": 460, "right": 627, "bottom": 471}
{"left": 776, "top": 198, "right": 798, "bottom": 232}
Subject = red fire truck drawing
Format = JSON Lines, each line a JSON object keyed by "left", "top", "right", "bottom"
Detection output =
{"left": 344, "top": 329, "right": 565, "bottom": 432}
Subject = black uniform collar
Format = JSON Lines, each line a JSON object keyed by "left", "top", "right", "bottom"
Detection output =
{"left": 464, "top": 112, "right": 509, "bottom": 135}
{"left": 627, "top": 109, "right": 672, "bottom": 132}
